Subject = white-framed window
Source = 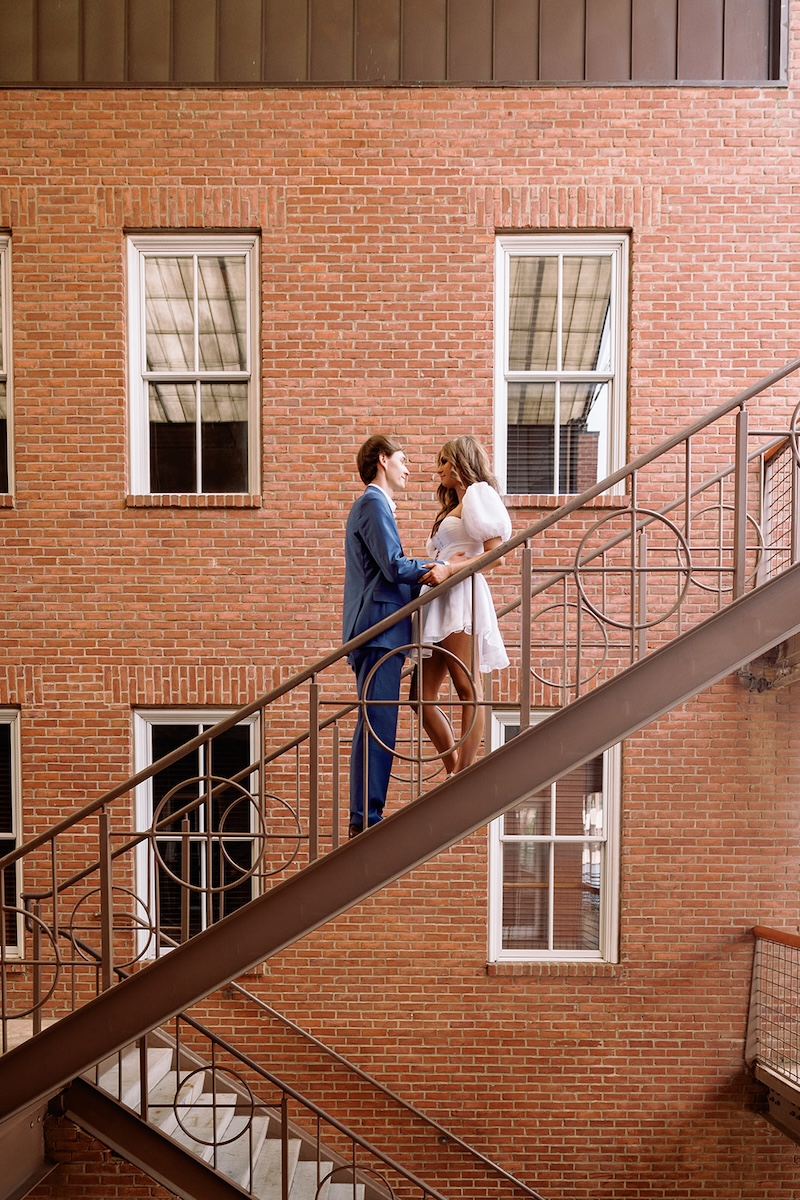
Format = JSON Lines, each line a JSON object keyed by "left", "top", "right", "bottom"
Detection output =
{"left": 133, "top": 709, "right": 260, "bottom": 956}
{"left": 0, "top": 709, "right": 22, "bottom": 956}
{"left": 488, "top": 711, "right": 621, "bottom": 962}
{"left": 127, "top": 234, "right": 260, "bottom": 495}
{"left": 0, "top": 234, "right": 12, "bottom": 493}
{"left": 494, "top": 233, "right": 628, "bottom": 496}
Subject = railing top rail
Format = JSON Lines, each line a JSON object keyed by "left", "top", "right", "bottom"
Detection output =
{"left": 170, "top": 1011, "right": 455, "bottom": 1200}
{"left": 226, "top": 982, "right": 545, "bottom": 1199}
{"left": 2, "top": 355, "right": 799, "bottom": 873}
{"left": 752, "top": 925, "right": 800, "bottom": 950}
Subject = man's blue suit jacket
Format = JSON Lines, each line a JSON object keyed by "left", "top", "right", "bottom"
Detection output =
{"left": 342, "top": 485, "right": 434, "bottom": 659}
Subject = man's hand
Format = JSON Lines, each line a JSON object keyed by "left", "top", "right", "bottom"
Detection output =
{"left": 421, "top": 552, "right": 467, "bottom": 586}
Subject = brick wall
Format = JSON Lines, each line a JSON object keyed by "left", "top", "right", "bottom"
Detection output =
{"left": 6, "top": 35, "right": 800, "bottom": 1200}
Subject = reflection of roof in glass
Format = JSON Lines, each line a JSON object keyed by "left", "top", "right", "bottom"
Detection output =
{"left": 145, "top": 255, "right": 248, "bottom": 374}
{"left": 509, "top": 254, "right": 612, "bottom": 374}
{"left": 148, "top": 381, "right": 249, "bottom": 424}
{"left": 507, "top": 381, "right": 607, "bottom": 427}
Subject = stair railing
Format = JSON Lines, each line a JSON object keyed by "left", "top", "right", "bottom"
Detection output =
{"left": 2, "top": 358, "right": 800, "bottom": 1049}
{"left": 222, "top": 980, "right": 544, "bottom": 1199}
{"left": 81, "top": 1011, "right": 459, "bottom": 1200}
{"left": 746, "top": 925, "right": 800, "bottom": 1088}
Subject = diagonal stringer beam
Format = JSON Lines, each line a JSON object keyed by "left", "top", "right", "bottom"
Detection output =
{"left": 2, "top": 562, "right": 800, "bottom": 1123}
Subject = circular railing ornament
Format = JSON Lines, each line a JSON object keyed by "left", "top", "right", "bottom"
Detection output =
{"left": 574, "top": 507, "right": 692, "bottom": 631}
{"left": 361, "top": 644, "right": 478, "bottom": 765}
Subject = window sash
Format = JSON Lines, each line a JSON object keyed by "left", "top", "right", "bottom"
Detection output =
{"left": 127, "top": 235, "right": 259, "bottom": 495}
{"left": 488, "top": 712, "right": 621, "bottom": 962}
{"left": 133, "top": 710, "right": 259, "bottom": 957}
{"left": 0, "top": 235, "right": 11, "bottom": 493}
{"left": 0, "top": 711, "right": 22, "bottom": 956}
{"left": 494, "top": 233, "right": 628, "bottom": 497}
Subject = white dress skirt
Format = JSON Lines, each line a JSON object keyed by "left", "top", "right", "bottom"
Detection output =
{"left": 420, "top": 481, "right": 512, "bottom": 672}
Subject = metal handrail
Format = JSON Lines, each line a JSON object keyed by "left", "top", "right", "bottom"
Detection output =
{"left": 2, "top": 355, "right": 799, "bottom": 877}
{"left": 224, "top": 982, "right": 545, "bottom": 1199}
{"left": 2, "top": 359, "right": 800, "bottom": 1198}
{"left": 746, "top": 925, "right": 800, "bottom": 1090}
{"left": 751, "top": 925, "right": 800, "bottom": 950}
{"left": 49, "top": 919, "right": 541, "bottom": 1200}
{"left": 130, "top": 1010, "right": 454, "bottom": 1200}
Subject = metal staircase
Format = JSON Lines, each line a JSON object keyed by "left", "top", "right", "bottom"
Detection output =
{"left": 3, "top": 360, "right": 800, "bottom": 1200}
{"left": 66, "top": 1031, "right": 371, "bottom": 1200}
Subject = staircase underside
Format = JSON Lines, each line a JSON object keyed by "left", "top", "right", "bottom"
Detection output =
{"left": 752, "top": 1064, "right": 800, "bottom": 1147}
{"left": 60, "top": 1078, "right": 249, "bottom": 1200}
{"left": 3, "top": 562, "right": 800, "bottom": 1126}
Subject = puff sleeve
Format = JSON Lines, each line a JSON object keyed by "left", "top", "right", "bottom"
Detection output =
{"left": 461, "top": 482, "right": 512, "bottom": 544}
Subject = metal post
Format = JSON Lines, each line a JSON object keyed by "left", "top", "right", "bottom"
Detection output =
{"left": 733, "top": 405, "right": 749, "bottom": 598}
{"left": 520, "top": 543, "right": 532, "bottom": 730}
{"left": 181, "top": 816, "right": 191, "bottom": 944}
{"left": 308, "top": 680, "right": 320, "bottom": 862}
{"left": 98, "top": 809, "right": 114, "bottom": 992}
{"left": 332, "top": 724, "right": 340, "bottom": 849}
{"left": 281, "top": 1093, "right": 289, "bottom": 1200}
{"left": 637, "top": 527, "right": 648, "bottom": 661}
{"left": 792, "top": 446, "right": 800, "bottom": 566}
{"left": 32, "top": 904, "right": 42, "bottom": 1035}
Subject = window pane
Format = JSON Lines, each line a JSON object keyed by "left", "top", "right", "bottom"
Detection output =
{"left": 562, "top": 256, "right": 612, "bottom": 371}
{"left": 0, "top": 724, "right": 17, "bottom": 947}
{"left": 553, "top": 842, "right": 601, "bottom": 950}
{"left": 554, "top": 755, "right": 603, "bottom": 836}
{"left": 197, "top": 256, "right": 248, "bottom": 371}
{"left": 152, "top": 724, "right": 201, "bottom": 833}
{"left": 559, "top": 381, "right": 609, "bottom": 492}
{"left": 502, "top": 841, "right": 549, "bottom": 950}
{"left": 149, "top": 722, "right": 254, "bottom": 943}
{"left": 0, "top": 724, "right": 11, "bottom": 834}
{"left": 200, "top": 383, "right": 248, "bottom": 492}
{"left": 507, "top": 381, "right": 556, "bottom": 493}
{"left": 149, "top": 382, "right": 197, "bottom": 492}
{"left": 145, "top": 256, "right": 195, "bottom": 371}
{"left": 508, "top": 256, "right": 558, "bottom": 371}
{"left": 0, "top": 264, "right": 4, "bottom": 372}
{"left": 504, "top": 791, "right": 550, "bottom": 836}
{"left": 0, "top": 382, "right": 6, "bottom": 492}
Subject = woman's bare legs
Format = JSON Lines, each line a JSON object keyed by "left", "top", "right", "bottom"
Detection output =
{"left": 437, "top": 630, "right": 483, "bottom": 771}
{"left": 417, "top": 649, "right": 458, "bottom": 775}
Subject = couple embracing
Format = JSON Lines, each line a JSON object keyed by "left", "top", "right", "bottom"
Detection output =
{"left": 342, "top": 433, "right": 511, "bottom": 838}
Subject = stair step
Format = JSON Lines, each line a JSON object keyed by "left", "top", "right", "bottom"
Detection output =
{"left": 327, "top": 1184, "right": 365, "bottom": 1200}
{"left": 92, "top": 1046, "right": 173, "bottom": 1110}
{"left": 167, "top": 1090, "right": 238, "bottom": 1159}
{"left": 210, "top": 1112, "right": 269, "bottom": 1187}
{"left": 145, "top": 1066, "right": 206, "bottom": 1134}
{"left": 289, "top": 1159, "right": 333, "bottom": 1199}
{"left": 250, "top": 1135, "right": 302, "bottom": 1199}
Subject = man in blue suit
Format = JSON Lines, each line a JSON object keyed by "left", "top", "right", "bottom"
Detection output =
{"left": 343, "top": 435, "right": 453, "bottom": 837}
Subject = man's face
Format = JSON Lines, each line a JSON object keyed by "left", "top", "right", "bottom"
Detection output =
{"left": 381, "top": 450, "right": 410, "bottom": 496}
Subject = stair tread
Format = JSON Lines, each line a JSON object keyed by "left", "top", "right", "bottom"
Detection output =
{"left": 145, "top": 1066, "right": 206, "bottom": 1132}
{"left": 210, "top": 1112, "right": 269, "bottom": 1186}
{"left": 250, "top": 1136, "right": 302, "bottom": 1199}
{"left": 289, "top": 1158, "right": 333, "bottom": 1199}
{"left": 167, "top": 1091, "right": 238, "bottom": 1157}
{"left": 92, "top": 1046, "right": 173, "bottom": 1109}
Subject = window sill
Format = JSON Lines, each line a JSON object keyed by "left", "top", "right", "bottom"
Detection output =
{"left": 126, "top": 493, "right": 263, "bottom": 509}
{"left": 503, "top": 493, "right": 629, "bottom": 510}
{"left": 487, "top": 960, "right": 622, "bottom": 977}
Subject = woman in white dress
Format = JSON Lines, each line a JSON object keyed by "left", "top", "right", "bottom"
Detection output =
{"left": 418, "top": 436, "right": 512, "bottom": 774}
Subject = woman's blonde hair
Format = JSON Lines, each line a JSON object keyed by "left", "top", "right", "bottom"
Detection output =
{"left": 431, "top": 435, "right": 499, "bottom": 534}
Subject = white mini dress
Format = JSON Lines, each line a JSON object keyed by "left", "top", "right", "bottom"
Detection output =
{"left": 420, "top": 481, "right": 512, "bottom": 672}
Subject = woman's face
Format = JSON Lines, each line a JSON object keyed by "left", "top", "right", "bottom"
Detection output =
{"left": 436, "top": 453, "right": 460, "bottom": 491}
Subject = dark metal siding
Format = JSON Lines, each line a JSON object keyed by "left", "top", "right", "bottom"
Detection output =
{"left": 0, "top": 0, "right": 785, "bottom": 85}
